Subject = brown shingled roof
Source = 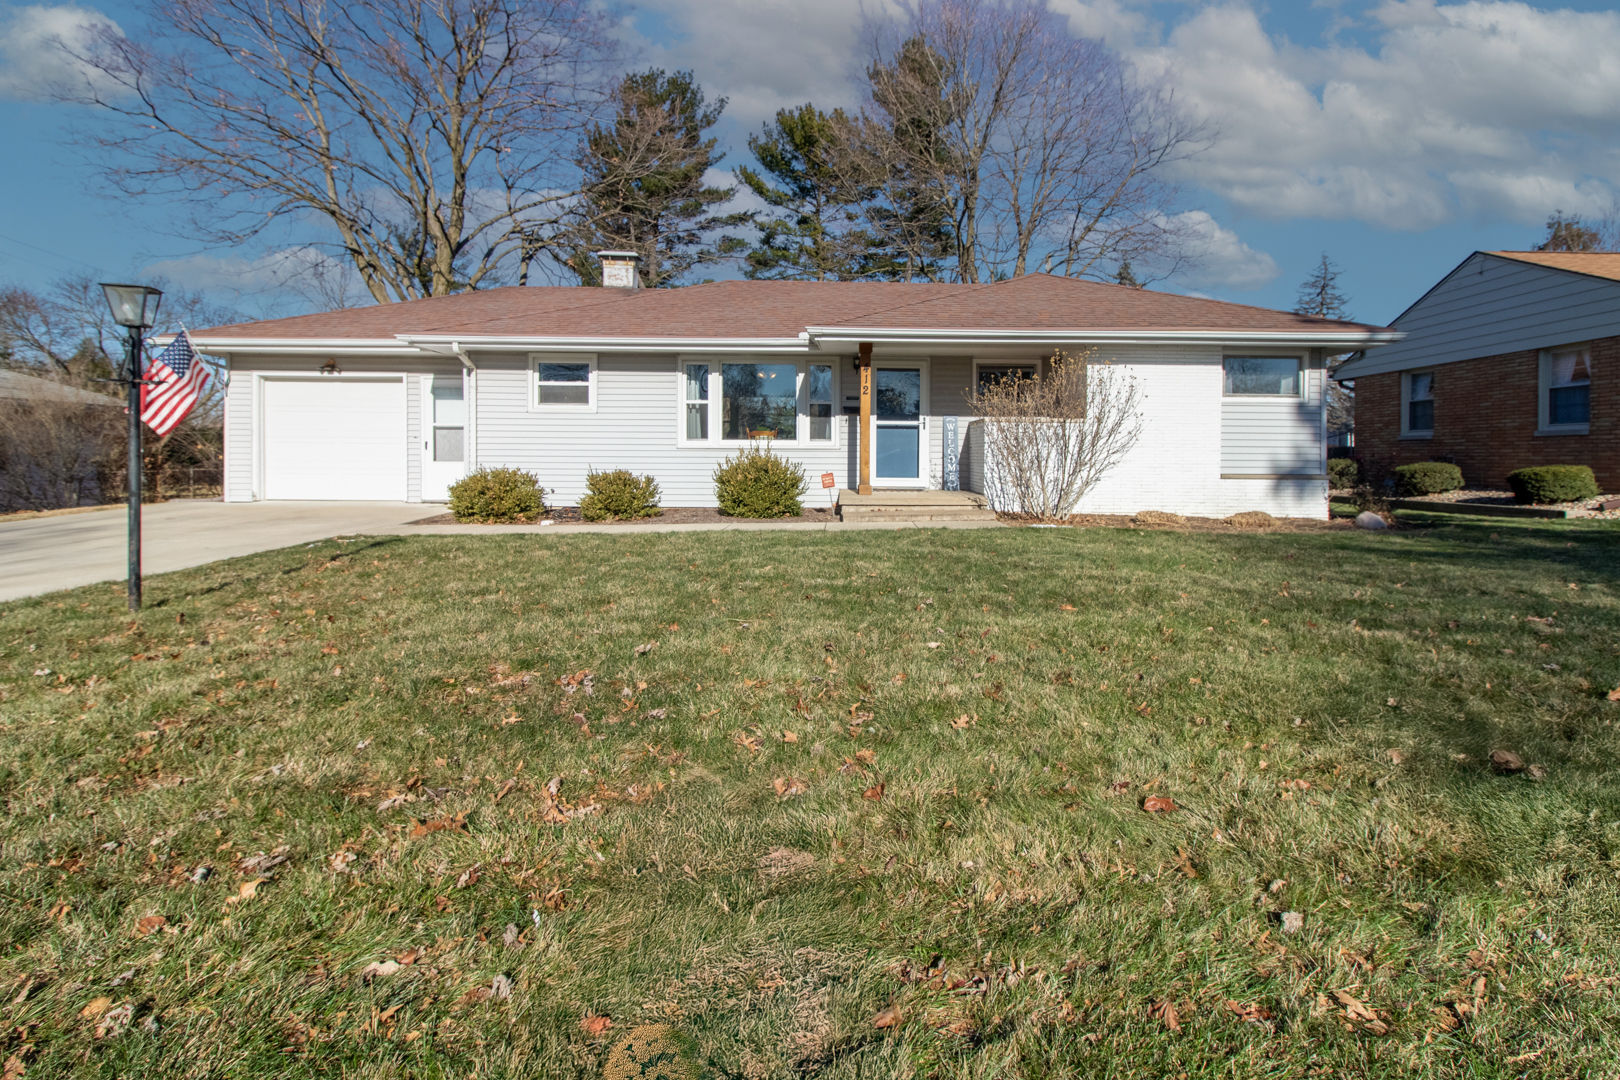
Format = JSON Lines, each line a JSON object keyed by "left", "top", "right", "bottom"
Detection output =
{"left": 1487, "top": 250, "right": 1620, "bottom": 282}
{"left": 196, "top": 272, "right": 1389, "bottom": 340}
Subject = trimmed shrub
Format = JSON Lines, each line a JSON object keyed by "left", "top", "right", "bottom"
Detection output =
{"left": 1506, "top": 465, "right": 1599, "bottom": 505}
{"left": 448, "top": 467, "right": 546, "bottom": 523}
{"left": 1328, "top": 457, "right": 1359, "bottom": 489}
{"left": 713, "top": 442, "right": 806, "bottom": 518}
{"left": 1393, "top": 461, "right": 1463, "bottom": 496}
{"left": 580, "top": 468, "right": 661, "bottom": 522}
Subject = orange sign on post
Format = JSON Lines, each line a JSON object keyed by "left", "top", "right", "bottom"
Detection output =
{"left": 820, "top": 472, "right": 835, "bottom": 489}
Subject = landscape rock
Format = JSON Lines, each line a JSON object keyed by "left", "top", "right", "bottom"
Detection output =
{"left": 1355, "top": 511, "right": 1388, "bottom": 530}
{"left": 1489, "top": 750, "right": 1526, "bottom": 774}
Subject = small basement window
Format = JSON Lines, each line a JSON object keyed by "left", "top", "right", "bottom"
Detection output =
{"left": 1223, "top": 356, "right": 1301, "bottom": 396}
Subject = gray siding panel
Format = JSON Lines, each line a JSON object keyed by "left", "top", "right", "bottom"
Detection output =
{"left": 1219, "top": 367, "right": 1325, "bottom": 474}
{"left": 1339, "top": 253, "right": 1620, "bottom": 378}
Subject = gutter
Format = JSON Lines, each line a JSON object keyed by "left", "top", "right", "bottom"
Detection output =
{"left": 401, "top": 333, "right": 809, "bottom": 354}
{"left": 804, "top": 326, "right": 1405, "bottom": 348}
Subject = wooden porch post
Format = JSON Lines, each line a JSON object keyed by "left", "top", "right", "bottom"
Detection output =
{"left": 857, "top": 342, "right": 873, "bottom": 495}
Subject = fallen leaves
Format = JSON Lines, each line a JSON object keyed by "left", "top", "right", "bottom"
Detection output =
{"left": 1608, "top": 685, "right": 1620, "bottom": 703}
{"left": 1489, "top": 750, "right": 1525, "bottom": 774}
{"left": 1333, "top": 990, "right": 1389, "bottom": 1035}
{"left": 863, "top": 782, "right": 885, "bottom": 802}
{"left": 950, "top": 715, "right": 974, "bottom": 729}
{"left": 93, "top": 1001, "right": 135, "bottom": 1039}
{"left": 732, "top": 732, "right": 763, "bottom": 754}
{"left": 237, "top": 845, "right": 290, "bottom": 874}
{"left": 772, "top": 777, "right": 808, "bottom": 798}
{"left": 1142, "top": 796, "right": 1178, "bottom": 814}
{"left": 329, "top": 851, "right": 358, "bottom": 873}
{"left": 133, "top": 915, "right": 167, "bottom": 938}
{"left": 1148, "top": 998, "right": 1181, "bottom": 1033}
{"left": 1280, "top": 911, "right": 1305, "bottom": 935}
{"left": 360, "top": 960, "right": 401, "bottom": 981}
{"left": 1225, "top": 1000, "right": 1273, "bottom": 1025}
{"left": 410, "top": 811, "right": 470, "bottom": 837}
{"left": 80, "top": 997, "right": 113, "bottom": 1019}
{"left": 781, "top": 730, "right": 798, "bottom": 743}
{"left": 872, "top": 1004, "right": 904, "bottom": 1029}
{"left": 580, "top": 1015, "right": 613, "bottom": 1037}
{"left": 634, "top": 642, "right": 656, "bottom": 656}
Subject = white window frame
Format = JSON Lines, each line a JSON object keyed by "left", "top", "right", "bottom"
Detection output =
{"left": 1537, "top": 345, "right": 1591, "bottom": 436}
{"left": 529, "top": 352, "right": 597, "bottom": 413}
{"left": 675, "top": 357, "right": 840, "bottom": 449}
{"left": 1222, "top": 354, "right": 1306, "bottom": 398}
{"left": 1400, "top": 370, "right": 1434, "bottom": 439}
{"left": 971, "top": 359, "right": 1039, "bottom": 398}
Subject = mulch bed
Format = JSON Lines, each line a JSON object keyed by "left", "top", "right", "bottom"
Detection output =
{"left": 1387, "top": 487, "right": 1620, "bottom": 521}
{"left": 408, "top": 506, "right": 839, "bottom": 526}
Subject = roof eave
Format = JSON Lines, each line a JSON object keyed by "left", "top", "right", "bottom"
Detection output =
{"left": 805, "top": 326, "right": 1403, "bottom": 348}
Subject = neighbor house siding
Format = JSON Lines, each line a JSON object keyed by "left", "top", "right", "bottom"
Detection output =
{"left": 1352, "top": 337, "right": 1618, "bottom": 490}
{"left": 1341, "top": 253, "right": 1620, "bottom": 379}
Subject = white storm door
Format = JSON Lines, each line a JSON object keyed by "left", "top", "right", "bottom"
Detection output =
{"left": 421, "top": 374, "right": 466, "bottom": 501}
{"left": 261, "top": 377, "right": 405, "bottom": 500}
{"left": 867, "top": 363, "right": 928, "bottom": 488}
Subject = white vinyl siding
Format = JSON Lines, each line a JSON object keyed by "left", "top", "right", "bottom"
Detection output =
{"left": 1220, "top": 361, "right": 1325, "bottom": 477}
{"left": 1337, "top": 252, "right": 1620, "bottom": 379}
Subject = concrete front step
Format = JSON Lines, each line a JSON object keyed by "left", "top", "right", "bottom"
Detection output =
{"left": 836, "top": 490, "right": 998, "bottom": 523}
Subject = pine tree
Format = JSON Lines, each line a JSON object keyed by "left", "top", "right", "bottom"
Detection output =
{"left": 564, "top": 70, "right": 748, "bottom": 288}
{"left": 1294, "top": 254, "right": 1350, "bottom": 320}
{"left": 1294, "top": 254, "right": 1355, "bottom": 441}
{"left": 736, "top": 104, "right": 881, "bottom": 280}
{"left": 1115, "top": 258, "right": 1140, "bottom": 288}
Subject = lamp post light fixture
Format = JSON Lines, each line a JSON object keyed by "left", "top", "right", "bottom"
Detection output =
{"left": 100, "top": 283, "right": 163, "bottom": 612}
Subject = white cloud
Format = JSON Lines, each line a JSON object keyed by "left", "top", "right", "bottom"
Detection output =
{"left": 0, "top": 3, "right": 122, "bottom": 101}
{"left": 1127, "top": 1, "right": 1620, "bottom": 228}
{"left": 1162, "top": 210, "right": 1279, "bottom": 290}
{"left": 144, "top": 248, "right": 370, "bottom": 313}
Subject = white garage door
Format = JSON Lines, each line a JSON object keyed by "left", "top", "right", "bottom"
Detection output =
{"left": 262, "top": 378, "right": 406, "bottom": 500}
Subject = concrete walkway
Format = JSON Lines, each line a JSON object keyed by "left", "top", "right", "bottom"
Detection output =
{"left": 0, "top": 500, "right": 1001, "bottom": 602}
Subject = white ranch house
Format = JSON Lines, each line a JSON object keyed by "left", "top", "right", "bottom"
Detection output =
{"left": 191, "top": 256, "right": 1398, "bottom": 519}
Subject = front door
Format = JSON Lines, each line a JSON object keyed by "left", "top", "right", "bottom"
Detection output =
{"left": 868, "top": 363, "right": 928, "bottom": 488}
{"left": 421, "top": 374, "right": 466, "bottom": 501}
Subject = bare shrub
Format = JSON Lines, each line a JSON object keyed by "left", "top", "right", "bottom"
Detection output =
{"left": 967, "top": 349, "right": 1143, "bottom": 521}
{"left": 0, "top": 398, "right": 124, "bottom": 512}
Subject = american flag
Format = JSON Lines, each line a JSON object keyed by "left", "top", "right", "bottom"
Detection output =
{"left": 140, "top": 330, "right": 210, "bottom": 437}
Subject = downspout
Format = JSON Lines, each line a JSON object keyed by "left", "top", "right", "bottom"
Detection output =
{"left": 450, "top": 342, "right": 476, "bottom": 472}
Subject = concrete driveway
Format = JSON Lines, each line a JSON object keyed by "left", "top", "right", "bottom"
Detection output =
{"left": 0, "top": 500, "right": 432, "bottom": 602}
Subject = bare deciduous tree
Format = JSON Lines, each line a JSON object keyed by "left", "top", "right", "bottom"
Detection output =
{"left": 0, "top": 395, "right": 125, "bottom": 512}
{"left": 968, "top": 350, "right": 1143, "bottom": 520}
{"left": 855, "top": 0, "right": 1210, "bottom": 284}
{"left": 56, "top": 0, "right": 620, "bottom": 303}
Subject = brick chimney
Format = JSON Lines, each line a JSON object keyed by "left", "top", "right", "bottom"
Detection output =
{"left": 594, "top": 250, "right": 641, "bottom": 289}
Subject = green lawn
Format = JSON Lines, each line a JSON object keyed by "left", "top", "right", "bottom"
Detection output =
{"left": 2, "top": 518, "right": 1619, "bottom": 1078}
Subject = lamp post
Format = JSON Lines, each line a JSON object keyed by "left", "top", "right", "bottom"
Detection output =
{"left": 100, "top": 283, "right": 163, "bottom": 612}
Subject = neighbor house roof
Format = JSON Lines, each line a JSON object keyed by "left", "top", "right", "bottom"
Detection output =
{"left": 190, "top": 273, "right": 1399, "bottom": 354}
{"left": 0, "top": 369, "right": 121, "bottom": 406}
{"left": 1486, "top": 250, "right": 1620, "bottom": 282}
{"left": 1334, "top": 249, "right": 1620, "bottom": 380}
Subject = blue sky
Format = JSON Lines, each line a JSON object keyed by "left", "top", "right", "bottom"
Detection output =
{"left": 3, "top": 0, "right": 1620, "bottom": 325}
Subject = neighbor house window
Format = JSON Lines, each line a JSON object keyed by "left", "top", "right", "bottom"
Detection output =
{"left": 1540, "top": 347, "right": 1591, "bottom": 432}
{"left": 1224, "top": 356, "right": 1302, "bottom": 396}
{"left": 531, "top": 354, "right": 596, "bottom": 411}
{"left": 1402, "top": 371, "right": 1434, "bottom": 436}
{"left": 679, "top": 360, "right": 837, "bottom": 445}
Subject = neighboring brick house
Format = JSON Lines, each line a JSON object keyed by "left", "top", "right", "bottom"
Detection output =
{"left": 1336, "top": 251, "right": 1617, "bottom": 490}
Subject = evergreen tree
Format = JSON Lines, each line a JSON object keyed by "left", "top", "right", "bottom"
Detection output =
{"left": 1294, "top": 254, "right": 1350, "bottom": 320}
{"left": 736, "top": 104, "right": 881, "bottom": 280}
{"left": 1293, "top": 254, "right": 1355, "bottom": 441}
{"left": 564, "top": 70, "right": 748, "bottom": 288}
{"left": 1115, "top": 258, "right": 1141, "bottom": 288}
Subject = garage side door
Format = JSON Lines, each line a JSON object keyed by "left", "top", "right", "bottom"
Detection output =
{"left": 262, "top": 378, "right": 406, "bottom": 500}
